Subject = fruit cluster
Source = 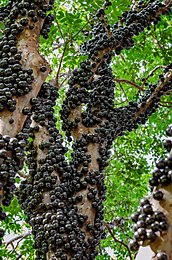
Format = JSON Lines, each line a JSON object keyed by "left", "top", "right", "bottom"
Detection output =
{"left": 149, "top": 125, "right": 172, "bottom": 189}
{"left": 0, "top": 133, "right": 26, "bottom": 246}
{"left": 130, "top": 125, "right": 172, "bottom": 260}
{"left": 81, "top": 1, "right": 169, "bottom": 57}
{"left": 0, "top": 0, "right": 54, "bottom": 112}
{"left": 41, "top": 13, "right": 55, "bottom": 39}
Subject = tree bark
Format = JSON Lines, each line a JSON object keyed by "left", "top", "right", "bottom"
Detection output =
{"left": 0, "top": 0, "right": 52, "bottom": 250}
{"left": 150, "top": 138, "right": 172, "bottom": 259}
{"left": 0, "top": 1, "right": 50, "bottom": 138}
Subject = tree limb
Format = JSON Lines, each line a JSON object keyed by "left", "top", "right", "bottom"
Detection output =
{"left": 16, "top": 255, "right": 23, "bottom": 260}
{"left": 141, "top": 65, "right": 166, "bottom": 87}
{"left": 135, "top": 68, "right": 172, "bottom": 120}
{"left": 114, "top": 78, "right": 144, "bottom": 91}
{"left": 105, "top": 222, "right": 133, "bottom": 260}
{"left": 55, "top": 42, "right": 68, "bottom": 88}
{"left": 5, "top": 231, "right": 31, "bottom": 248}
{"left": 54, "top": 17, "right": 64, "bottom": 40}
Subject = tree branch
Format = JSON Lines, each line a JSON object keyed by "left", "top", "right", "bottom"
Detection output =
{"left": 141, "top": 65, "right": 166, "bottom": 87}
{"left": 71, "top": 21, "right": 89, "bottom": 41}
{"left": 105, "top": 222, "right": 133, "bottom": 260}
{"left": 106, "top": 218, "right": 132, "bottom": 238}
{"left": 114, "top": 78, "right": 144, "bottom": 91}
{"left": 54, "top": 17, "right": 64, "bottom": 40}
{"left": 110, "top": 66, "right": 172, "bottom": 140}
{"left": 55, "top": 42, "right": 68, "bottom": 88}
{"left": 116, "top": 82, "right": 129, "bottom": 103}
{"left": 54, "top": 21, "right": 90, "bottom": 88}
{"left": 135, "top": 68, "right": 172, "bottom": 120}
{"left": 17, "top": 171, "right": 29, "bottom": 180}
{"left": 159, "top": 100, "right": 172, "bottom": 108}
{"left": 5, "top": 231, "right": 31, "bottom": 248}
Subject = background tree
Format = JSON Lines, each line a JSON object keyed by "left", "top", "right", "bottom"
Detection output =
{"left": 0, "top": 0, "right": 172, "bottom": 259}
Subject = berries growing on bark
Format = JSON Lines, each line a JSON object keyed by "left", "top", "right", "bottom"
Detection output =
{"left": 130, "top": 124, "right": 172, "bottom": 258}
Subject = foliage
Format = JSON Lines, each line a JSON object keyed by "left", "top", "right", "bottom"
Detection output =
{"left": 0, "top": 0, "right": 172, "bottom": 259}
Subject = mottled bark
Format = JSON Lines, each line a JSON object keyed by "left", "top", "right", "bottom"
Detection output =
{"left": 0, "top": 1, "right": 51, "bottom": 208}
{"left": 148, "top": 148, "right": 172, "bottom": 260}
{"left": 130, "top": 124, "right": 172, "bottom": 259}
{"left": 0, "top": 10, "right": 50, "bottom": 138}
{"left": 150, "top": 184, "right": 172, "bottom": 259}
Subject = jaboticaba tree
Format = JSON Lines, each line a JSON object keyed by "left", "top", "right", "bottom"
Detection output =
{"left": 0, "top": 0, "right": 54, "bottom": 249}
{"left": 129, "top": 125, "right": 172, "bottom": 259}
{"left": 19, "top": 1, "right": 172, "bottom": 259}
{"left": 0, "top": 0, "right": 172, "bottom": 259}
